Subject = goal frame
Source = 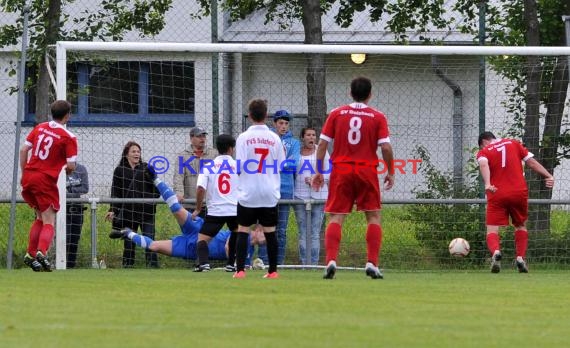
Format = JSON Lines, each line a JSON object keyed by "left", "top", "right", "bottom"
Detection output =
{"left": 53, "top": 41, "right": 570, "bottom": 270}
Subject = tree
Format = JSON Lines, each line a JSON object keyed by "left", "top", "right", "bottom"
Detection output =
{"left": 336, "top": 0, "right": 569, "bottom": 232}
{"left": 454, "top": 0, "right": 569, "bottom": 232}
{"left": 196, "top": 0, "right": 331, "bottom": 129}
{"left": 196, "top": 1, "right": 568, "bottom": 226}
{"left": 193, "top": 0, "right": 459, "bottom": 128}
{"left": 0, "top": 0, "right": 173, "bottom": 124}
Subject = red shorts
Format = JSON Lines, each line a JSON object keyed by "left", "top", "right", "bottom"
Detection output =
{"left": 325, "top": 165, "right": 381, "bottom": 214}
{"left": 486, "top": 190, "right": 528, "bottom": 226}
{"left": 21, "top": 171, "right": 60, "bottom": 213}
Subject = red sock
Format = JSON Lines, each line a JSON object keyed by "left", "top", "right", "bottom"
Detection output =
{"left": 37, "top": 224, "right": 55, "bottom": 255}
{"left": 27, "top": 219, "right": 43, "bottom": 255}
{"left": 486, "top": 233, "right": 500, "bottom": 255}
{"left": 325, "top": 222, "right": 342, "bottom": 264}
{"left": 366, "top": 224, "right": 382, "bottom": 266}
{"left": 514, "top": 229, "right": 528, "bottom": 258}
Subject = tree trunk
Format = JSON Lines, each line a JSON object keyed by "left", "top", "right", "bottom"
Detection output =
{"left": 301, "top": 0, "right": 327, "bottom": 131}
{"left": 35, "top": 0, "right": 62, "bottom": 124}
{"left": 522, "top": 0, "right": 549, "bottom": 232}
{"left": 541, "top": 57, "right": 569, "bottom": 185}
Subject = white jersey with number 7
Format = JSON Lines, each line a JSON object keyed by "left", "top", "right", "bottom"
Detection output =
{"left": 236, "top": 124, "right": 286, "bottom": 208}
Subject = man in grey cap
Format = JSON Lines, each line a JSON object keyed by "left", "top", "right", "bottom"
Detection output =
{"left": 173, "top": 126, "right": 218, "bottom": 217}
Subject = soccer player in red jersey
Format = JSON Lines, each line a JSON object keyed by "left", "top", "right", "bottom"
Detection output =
{"left": 312, "top": 76, "right": 394, "bottom": 279}
{"left": 19, "top": 100, "right": 78, "bottom": 271}
{"left": 477, "top": 131, "right": 554, "bottom": 273}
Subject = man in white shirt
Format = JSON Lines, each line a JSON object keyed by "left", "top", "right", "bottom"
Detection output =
{"left": 234, "top": 98, "right": 286, "bottom": 279}
{"left": 192, "top": 134, "right": 239, "bottom": 273}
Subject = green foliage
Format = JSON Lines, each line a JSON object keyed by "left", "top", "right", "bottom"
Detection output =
{"left": 195, "top": 0, "right": 454, "bottom": 43}
{"left": 0, "top": 0, "right": 173, "bottom": 95}
{"left": 405, "top": 145, "right": 487, "bottom": 265}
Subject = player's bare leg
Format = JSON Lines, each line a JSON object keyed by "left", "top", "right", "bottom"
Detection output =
{"left": 323, "top": 214, "right": 346, "bottom": 279}
{"left": 364, "top": 210, "right": 383, "bottom": 279}
{"left": 486, "top": 226, "right": 501, "bottom": 273}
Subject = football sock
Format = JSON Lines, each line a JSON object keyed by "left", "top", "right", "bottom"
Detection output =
{"left": 325, "top": 222, "right": 342, "bottom": 264}
{"left": 366, "top": 224, "right": 382, "bottom": 266}
{"left": 155, "top": 179, "right": 182, "bottom": 213}
{"left": 514, "top": 229, "right": 528, "bottom": 258}
{"left": 27, "top": 219, "right": 43, "bottom": 255}
{"left": 129, "top": 232, "right": 154, "bottom": 250}
{"left": 196, "top": 240, "right": 209, "bottom": 265}
{"left": 227, "top": 231, "right": 238, "bottom": 266}
{"left": 37, "top": 224, "right": 55, "bottom": 255}
{"left": 264, "top": 231, "right": 278, "bottom": 273}
{"left": 235, "top": 232, "right": 249, "bottom": 272}
{"left": 486, "top": 233, "right": 500, "bottom": 255}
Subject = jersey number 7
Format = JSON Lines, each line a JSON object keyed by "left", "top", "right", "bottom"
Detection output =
{"left": 254, "top": 148, "right": 269, "bottom": 173}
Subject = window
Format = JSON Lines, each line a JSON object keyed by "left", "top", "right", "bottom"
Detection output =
{"left": 26, "top": 61, "right": 195, "bottom": 126}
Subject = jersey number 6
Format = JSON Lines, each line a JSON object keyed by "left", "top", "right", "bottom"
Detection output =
{"left": 217, "top": 173, "right": 231, "bottom": 194}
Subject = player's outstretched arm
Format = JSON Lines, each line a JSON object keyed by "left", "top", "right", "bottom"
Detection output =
{"left": 525, "top": 158, "right": 555, "bottom": 188}
{"left": 192, "top": 186, "right": 206, "bottom": 220}
{"left": 477, "top": 158, "right": 497, "bottom": 192}
{"left": 380, "top": 142, "right": 395, "bottom": 190}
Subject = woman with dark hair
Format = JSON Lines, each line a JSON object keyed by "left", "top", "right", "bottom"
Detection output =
{"left": 293, "top": 127, "right": 330, "bottom": 265}
{"left": 104, "top": 141, "right": 159, "bottom": 268}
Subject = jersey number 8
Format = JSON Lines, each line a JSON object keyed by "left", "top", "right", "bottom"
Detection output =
{"left": 348, "top": 117, "right": 362, "bottom": 145}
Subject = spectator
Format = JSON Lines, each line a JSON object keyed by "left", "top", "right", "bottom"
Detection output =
{"left": 173, "top": 127, "right": 218, "bottom": 217}
{"left": 20, "top": 100, "right": 77, "bottom": 272}
{"left": 66, "top": 162, "right": 89, "bottom": 269}
{"left": 105, "top": 141, "right": 159, "bottom": 268}
{"left": 270, "top": 109, "right": 301, "bottom": 265}
{"left": 294, "top": 127, "right": 330, "bottom": 265}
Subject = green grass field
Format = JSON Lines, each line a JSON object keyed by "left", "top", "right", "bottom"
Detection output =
{"left": 1, "top": 269, "right": 569, "bottom": 348}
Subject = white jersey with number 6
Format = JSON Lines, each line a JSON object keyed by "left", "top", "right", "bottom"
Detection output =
{"left": 196, "top": 155, "right": 239, "bottom": 216}
{"left": 236, "top": 124, "right": 286, "bottom": 208}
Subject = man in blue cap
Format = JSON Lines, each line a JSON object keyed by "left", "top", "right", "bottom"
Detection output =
{"left": 270, "top": 109, "right": 301, "bottom": 265}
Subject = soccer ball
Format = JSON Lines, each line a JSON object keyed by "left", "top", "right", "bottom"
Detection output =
{"left": 252, "top": 258, "right": 265, "bottom": 270}
{"left": 448, "top": 238, "right": 470, "bottom": 257}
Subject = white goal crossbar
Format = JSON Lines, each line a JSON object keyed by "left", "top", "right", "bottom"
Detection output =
{"left": 52, "top": 41, "right": 570, "bottom": 270}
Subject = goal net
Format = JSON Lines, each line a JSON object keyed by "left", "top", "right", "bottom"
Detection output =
{"left": 46, "top": 42, "right": 570, "bottom": 270}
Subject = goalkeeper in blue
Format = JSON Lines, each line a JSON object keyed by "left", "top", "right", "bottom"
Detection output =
{"left": 109, "top": 167, "right": 234, "bottom": 264}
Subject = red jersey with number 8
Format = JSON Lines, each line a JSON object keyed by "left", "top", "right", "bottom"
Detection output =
{"left": 24, "top": 121, "right": 78, "bottom": 179}
{"left": 476, "top": 138, "right": 532, "bottom": 193}
{"left": 320, "top": 102, "right": 390, "bottom": 164}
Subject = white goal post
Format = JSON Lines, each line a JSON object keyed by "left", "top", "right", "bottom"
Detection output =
{"left": 53, "top": 41, "right": 570, "bottom": 270}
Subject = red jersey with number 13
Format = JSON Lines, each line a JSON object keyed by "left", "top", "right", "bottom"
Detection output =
{"left": 476, "top": 138, "right": 533, "bottom": 193}
{"left": 320, "top": 102, "right": 390, "bottom": 164}
{"left": 24, "top": 121, "right": 78, "bottom": 179}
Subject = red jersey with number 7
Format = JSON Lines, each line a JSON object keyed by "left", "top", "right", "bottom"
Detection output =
{"left": 476, "top": 138, "right": 533, "bottom": 193}
{"left": 24, "top": 121, "right": 78, "bottom": 179}
{"left": 320, "top": 102, "right": 390, "bottom": 164}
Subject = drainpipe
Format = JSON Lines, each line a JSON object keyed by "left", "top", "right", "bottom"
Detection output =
{"left": 221, "top": 11, "right": 234, "bottom": 135}
{"left": 431, "top": 55, "right": 464, "bottom": 192}
{"left": 222, "top": 54, "right": 234, "bottom": 135}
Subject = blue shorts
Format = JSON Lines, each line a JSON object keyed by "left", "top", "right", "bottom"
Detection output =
{"left": 170, "top": 214, "right": 230, "bottom": 260}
